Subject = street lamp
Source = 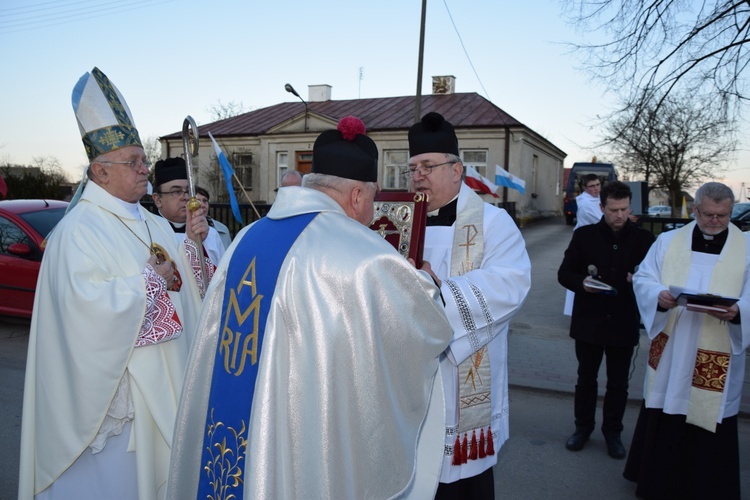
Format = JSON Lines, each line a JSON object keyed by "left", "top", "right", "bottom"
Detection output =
{"left": 285, "top": 83, "right": 308, "bottom": 131}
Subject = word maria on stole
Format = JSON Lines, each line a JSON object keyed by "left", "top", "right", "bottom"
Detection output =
{"left": 220, "top": 257, "right": 263, "bottom": 376}
{"left": 201, "top": 257, "right": 263, "bottom": 499}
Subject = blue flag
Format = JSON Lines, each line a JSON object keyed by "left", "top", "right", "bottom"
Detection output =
{"left": 209, "top": 131, "right": 243, "bottom": 224}
{"left": 494, "top": 165, "right": 526, "bottom": 195}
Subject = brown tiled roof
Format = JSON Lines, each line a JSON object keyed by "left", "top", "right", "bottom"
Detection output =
{"left": 161, "top": 92, "right": 525, "bottom": 139}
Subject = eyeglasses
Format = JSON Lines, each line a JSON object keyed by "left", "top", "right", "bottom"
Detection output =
{"left": 156, "top": 189, "right": 191, "bottom": 198}
{"left": 695, "top": 208, "right": 730, "bottom": 221}
{"left": 401, "top": 161, "right": 457, "bottom": 180}
{"left": 98, "top": 159, "right": 152, "bottom": 171}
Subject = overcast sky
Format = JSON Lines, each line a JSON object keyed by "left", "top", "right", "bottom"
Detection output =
{"left": 2, "top": 0, "right": 748, "bottom": 197}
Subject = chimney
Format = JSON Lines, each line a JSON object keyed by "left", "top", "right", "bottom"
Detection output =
{"left": 308, "top": 84, "right": 332, "bottom": 102}
{"left": 432, "top": 75, "right": 456, "bottom": 95}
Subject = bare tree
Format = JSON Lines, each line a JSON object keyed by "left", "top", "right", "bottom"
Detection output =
{"left": 1, "top": 156, "right": 70, "bottom": 199}
{"left": 601, "top": 92, "right": 737, "bottom": 209}
{"left": 208, "top": 100, "right": 248, "bottom": 122}
{"left": 142, "top": 135, "right": 162, "bottom": 167}
{"left": 563, "top": 1, "right": 750, "bottom": 120}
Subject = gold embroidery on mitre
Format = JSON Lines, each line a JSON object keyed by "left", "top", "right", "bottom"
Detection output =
{"left": 203, "top": 408, "right": 247, "bottom": 497}
{"left": 692, "top": 348, "right": 730, "bottom": 392}
{"left": 100, "top": 127, "right": 125, "bottom": 148}
{"left": 219, "top": 257, "right": 263, "bottom": 376}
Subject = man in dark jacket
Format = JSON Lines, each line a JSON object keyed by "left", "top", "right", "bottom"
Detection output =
{"left": 558, "top": 181, "right": 655, "bottom": 459}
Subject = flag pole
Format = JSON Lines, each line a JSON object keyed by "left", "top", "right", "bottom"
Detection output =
{"left": 232, "top": 173, "right": 262, "bottom": 219}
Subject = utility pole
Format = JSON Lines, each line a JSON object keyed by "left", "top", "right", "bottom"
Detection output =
{"left": 414, "top": 0, "right": 427, "bottom": 123}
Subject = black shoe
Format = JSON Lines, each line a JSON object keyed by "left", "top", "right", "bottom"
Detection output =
{"left": 605, "top": 435, "right": 626, "bottom": 459}
{"left": 565, "top": 429, "right": 591, "bottom": 451}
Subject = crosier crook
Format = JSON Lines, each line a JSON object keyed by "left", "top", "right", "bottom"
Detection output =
{"left": 182, "top": 115, "right": 207, "bottom": 286}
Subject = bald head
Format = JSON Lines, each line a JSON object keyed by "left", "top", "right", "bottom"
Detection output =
{"left": 280, "top": 170, "right": 303, "bottom": 187}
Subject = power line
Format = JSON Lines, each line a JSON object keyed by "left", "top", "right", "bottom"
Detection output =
{"left": 441, "top": 0, "right": 492, "bottom": 102}
{"left": 0, "top": 0, "right": 109, "bottom": 16}
{"left": 0, "top": 0, "right": 174, "bottom": 34}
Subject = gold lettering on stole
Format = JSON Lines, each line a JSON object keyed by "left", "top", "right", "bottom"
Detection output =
{"left": 459, "top": 224, "right": 478, "bottom": 275}
{"left": 219, "top": 257, "right": 264, "bottom": 376}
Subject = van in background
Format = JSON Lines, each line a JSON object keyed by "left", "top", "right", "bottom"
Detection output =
{"left": 563, "top": 161, "right": 618, "bottom": 225}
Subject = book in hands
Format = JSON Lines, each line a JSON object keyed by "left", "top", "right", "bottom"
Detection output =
{"left": 369, "top": 192, "right": 428, "bottom": 267}
{"left": 669, "top": 285, "right": 739, "bottom": 309}
{"left": 583, "top": 277, "right": 617, "bottom": 296}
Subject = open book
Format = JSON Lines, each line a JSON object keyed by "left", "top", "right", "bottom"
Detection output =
{"left": 669, "top": 285, "right": 739, "bottom": 311}
{"left": 584, "top": 277, "right": 617, "bottom": 296}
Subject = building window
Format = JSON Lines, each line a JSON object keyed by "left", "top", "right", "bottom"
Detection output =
{"left": 277, "top": 152, "right": 289, "bottom": 186}
{"left": 232, "top": 153, "right": 253, "bottom": 190}
{"left": 462, "top": 150, "right": 488, "bottom": 178}
{"left": 383, "top": 150, "right": 409, "bottom": 190}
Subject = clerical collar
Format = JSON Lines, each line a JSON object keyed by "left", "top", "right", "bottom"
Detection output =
{"left": 691, "top": 225, "right": 728, "bottom": 255}
{"left": 114, "top": 197, "right": 143, "bottom": 221}
{"left": 426, "top": 196, "right": 459, "bottom": 227}
{"left": 159, "top": 210, "right": 186, "bottom": 233}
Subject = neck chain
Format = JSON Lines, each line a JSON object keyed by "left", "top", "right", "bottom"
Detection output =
{"left": 112, "top": 213, "right": 156, "bottom": 255}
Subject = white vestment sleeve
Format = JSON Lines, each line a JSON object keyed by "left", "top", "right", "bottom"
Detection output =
{"left": 729, "top": 234, "right": 750, "bottom": 354}
{"left": 633, "top": 233, "right": 672, "bottom": 340}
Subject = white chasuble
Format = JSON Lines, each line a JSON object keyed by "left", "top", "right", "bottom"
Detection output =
{"left": 19, "top": 181, "right": 203, "bottom": 500}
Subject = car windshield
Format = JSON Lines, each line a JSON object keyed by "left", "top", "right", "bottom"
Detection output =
{"left": 19, "top": 208, "right": 67, "bottom": 237}
{"left": 731, "top": 202, "right": 750, "bottom": 218}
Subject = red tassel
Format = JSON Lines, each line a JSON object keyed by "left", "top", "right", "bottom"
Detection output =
{"left": 469, "top": 430, "right": 478, "bottom": 460}
{"left": 461, "top": 433, "right": 468, "bottom": 464}
{"left": 452, "top": 434, "right": 462, "bottom": 466}
{"left": 486, "top": 426, "right": 495, "bottom": 456}
{"left": 478, "top": 428, "right": 487, "bottom": 459}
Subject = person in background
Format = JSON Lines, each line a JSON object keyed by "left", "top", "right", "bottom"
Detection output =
{"left": 624, "top": 181, "right": 749, "bottom": 499}
{"left": 195, "top": 185, "right": 232, "bottom": 255}
{"left": 18, "top": 67, "right": 209, "bottom": 500}
{"left": 167, "top": 116, "right": 452, "bottom": 499}
{"left": 152, "top": 158, "right": 224, "bottom": 266}
{"left": 279, "top": 169, "right": 303, "bottom": 187}
{"left": 575, "top": 173, "right": 604, "bottom": 229}
{"left": 564, "top": 173, "right": 606, "bottom": 316}
{"left": 558, "top": 181, "right": 654, "bottom": 460}
{"left": 407, "top": 111, "right": 531, "bottom": 499}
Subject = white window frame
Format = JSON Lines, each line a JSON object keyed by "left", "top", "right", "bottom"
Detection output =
{"left": 461, "top": 149, "right": 488, "bottom": 178}
{"left": 277, "top": 151, "right": 289, "bottom": 186}
{"left": 383, "top": 150, "right": 409, "bottom": 190}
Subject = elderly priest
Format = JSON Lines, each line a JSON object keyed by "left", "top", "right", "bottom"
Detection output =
{"left": 167, "top": 116, "right": 453, "bottom": 499}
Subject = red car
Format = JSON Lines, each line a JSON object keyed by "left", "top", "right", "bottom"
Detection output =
{"left": 0, "top": 199, "right": 69, "bottom": 318}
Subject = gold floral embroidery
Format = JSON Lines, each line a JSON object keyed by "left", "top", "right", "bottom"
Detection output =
{"left": 692, "top": 349, "right": 730, "bottom": 392}
{"left": 203, "top": 408, "right": 248, "bottom": 500}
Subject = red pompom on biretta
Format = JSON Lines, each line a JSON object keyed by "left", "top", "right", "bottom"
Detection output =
{"left": 312, "top": 115, "right": 378, "bottom": 182}
{"left": 337, "top": 116, "right": 366, "bottom": 141}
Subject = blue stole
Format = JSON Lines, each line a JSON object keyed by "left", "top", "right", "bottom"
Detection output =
{"left": 196, "top": 212, "right": 317, "bottom": 499}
